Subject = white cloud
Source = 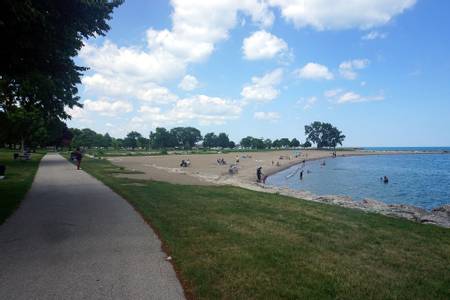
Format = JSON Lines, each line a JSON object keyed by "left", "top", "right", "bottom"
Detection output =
{"left": 267, "top": 0, "right": 416, "bottom": 30}
{"left": 242, "top": 30, "right": 288, "bottom": 60}
{"left": 339, "top": 59, "right": 370, "bottom": 80}
{"left": 324, "top": 89, "right": 385, "bottom": 104}
{"left": 324, "top": 89, "right": 344, "bottom": 98}
{"left": 80, "top": 41, "right": 185, "bottom": 83}
{"left": 362, "top": 31, "right": 387, "bottom": 40}
{"left": 83, "top": 99, "right": 133, "bottom": 116}
{"left": 78, "top": 0, "right": 278, "bottom": 129}
{"left": 338, "top": 92, "right": 384, "bottom": 104}
{"left": 241, "top": 68, "right": 283, "bottom": 102}
{"left": 296, "top": 63, "right": 333, "bottom": 80}
{"left": 297, "top": 96, "right": 318, "bottom": 110}
{"left": 253, "top": 111, "right": 280, "bottom": 121}
{"left": 82, "top": 73, "right": 178, "bottom": 104}
{"left": 138, "top": 106, "right": 161, "bottom": 114}
{"left": 65, "top": 106, "right": 86, "bottom": 119}
{"left": 178, "top": 75, "right": 199, "bottom": 91}
{"left": 303, "top": 96, "right": 317, "bottom": 110}
{"left": 136, "top": 95, "right": 242, "bottom": 127}
{"left": 146, "top": 0, "right": 274, "bottom": 63}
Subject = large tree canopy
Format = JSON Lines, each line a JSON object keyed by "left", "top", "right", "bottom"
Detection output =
{"left": 0, "top": 0, "right": 122, "bottom": 118}
{"left": 304, "top": 121, "right": 345, "bottom": 149}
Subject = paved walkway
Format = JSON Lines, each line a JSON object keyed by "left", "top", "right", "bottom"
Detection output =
{"left": 0, "top": 153, "right": 185, "bottom": 299}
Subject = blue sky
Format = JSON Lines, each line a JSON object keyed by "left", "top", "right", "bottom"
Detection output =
{"left": 67, "top": 0, "right": 450, "bottom": 147}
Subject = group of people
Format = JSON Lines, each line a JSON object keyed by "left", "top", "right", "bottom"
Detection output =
{"left": 217, "top": 158, "right": 227, "bottom": 165}
{"left": 180, "top": 159, "right": 191, "bottom": 168}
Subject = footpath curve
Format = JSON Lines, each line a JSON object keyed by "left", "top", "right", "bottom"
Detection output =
{"left": 0, "top": 153, "right": 184, "bottom": 299}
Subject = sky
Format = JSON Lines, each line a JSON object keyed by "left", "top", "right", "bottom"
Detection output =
{"left": 66, "top": 0, "right": 450, "bottom": 147}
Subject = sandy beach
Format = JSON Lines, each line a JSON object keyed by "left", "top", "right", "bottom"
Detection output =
{"left": 106, "top": 149, "right": 431, "bottom": 187}
{"left": 106, "top": 149, "right": 450, "bottom": 227}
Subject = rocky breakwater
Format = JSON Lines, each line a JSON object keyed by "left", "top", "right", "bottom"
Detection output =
{"left": 257, "top": 185, "right": 450, "bottom": 228}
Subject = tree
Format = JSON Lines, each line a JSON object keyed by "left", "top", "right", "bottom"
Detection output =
{"left": 272, "top": 139, "right": 281, "bottom": 148}
{"left": 0, "top": 107, "right": 46, "bottom": 150}
{"left": 217, "top": 133, "right": 230, "bottom": 148}
{"left": 251, "top": 138, "right": 265, "bottom": 149}
{"left": 149, "top": 127, "right": 177, "bottom": 149}
{"left": 240, "top": 136, "right": 254, "bottom": 148}
{"left": 137, "top": 136, "right": 149, "bottom": 150}
{"left": 290, "top": 138, "right": 300, "bottom": 148}
{"left": 228, "top": 141, "right": 236, "bottom": 149}
{"left": 170, "top": 127, "right": 202, "bottom": 149}
{"left": 123, "top": 131, "right": 142, "bottom": 150}
{"left": 303, "top": 141, "right": 312, "bottom": 148}
{"left": 279, "top": 138, "right": 291, "bottom": 148}
{"left": 0, "top": 0, "right": 123, "bottom": 118}
{"left": 102, "top": 133, "right": 113, "bottom": 148}
{"left": 203, "top": 132, "right": 218, "bottom": 148}
{"left": 264, "top": 139, "right": 273, "bottom": 149}
{"left": 304, "top": 121, "right": 345, "bottom": 149}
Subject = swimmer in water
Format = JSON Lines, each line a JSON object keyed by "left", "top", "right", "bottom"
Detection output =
{"left": 383, "top": 176, "right": 389, "bottom": 184}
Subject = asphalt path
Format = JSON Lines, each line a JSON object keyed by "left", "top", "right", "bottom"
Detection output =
{"left": 0, "top": 153, "right": 185, "bottom": 299}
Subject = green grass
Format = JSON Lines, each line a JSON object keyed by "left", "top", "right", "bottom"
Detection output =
{"left": 0, "top": 149, "right": 45, "bottom": 224}
{"left": 78, "top": 156, "right": 450, "bottom": 299}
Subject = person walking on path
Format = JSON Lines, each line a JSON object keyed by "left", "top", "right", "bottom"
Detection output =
{"left": 74, "top": 147, "right": 83, "bottom": 170}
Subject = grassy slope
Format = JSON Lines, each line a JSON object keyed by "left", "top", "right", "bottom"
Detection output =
{"left": 79, "top": 157, "right": 450, "bottom": 299}
{"left": 0, "top": 150, "right": 45, "bottom": 224}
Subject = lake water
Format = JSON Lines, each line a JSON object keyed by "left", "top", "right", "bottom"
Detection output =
{"left": 266, "top": 153, "right": 450, "bottom": 210}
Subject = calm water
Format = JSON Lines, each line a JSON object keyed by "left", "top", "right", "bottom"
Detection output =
{"left": 266, "top": 154, "right": 450, "bottom": 210}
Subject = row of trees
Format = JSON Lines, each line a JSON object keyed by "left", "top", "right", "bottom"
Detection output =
{"left": 239, "top": 136, "right": 306, "bottom": 150}
{"left": 0, "top": 107, "right": 72, "bottom": 149}
{"left": 66, "top": 122, "right": 344, "bottom": 150}
{"left": 1, "top": 120, "right": 344, "bottom": 151}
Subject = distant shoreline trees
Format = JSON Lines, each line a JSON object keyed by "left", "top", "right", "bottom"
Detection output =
{"left": 59, "top": 125, "right": 334, "bottom": 151}
{"left": 1, "top": 122, "right": 345, "bottom": 151}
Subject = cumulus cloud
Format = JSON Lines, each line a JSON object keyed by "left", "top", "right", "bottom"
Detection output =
{"left": 325, "top": 89, "right": 384, "bottom": 104}
{"left": 242, "top": 30, "right": 288, "bottom": 60}
{"left": 178, "top": 75, "right": 199, "bottom": 91}
{"left": 295, "top": 63, "right": 333, "bottom": 80}
{"left": 267, "top": 0, "right": 416, "bottom": 30}
{"left": 241, "top": 68, "right": 283, "bottom": 102}
{"left": 253, "top": 111, "right": 280, "bottom": 121}
{"left": 145, "top": 0, "right": 274, "bottom": 63}
{"left": 82, "top": 73, "right": 178, "bottom": 104}
{"left": 339, "top": 59, "right": 370, "bottom": 80}
{"left": 135, "top": 95, "right": 242, "bottom": 127}
{"left": 83, "top": 99, "right": 133, "bottom": 116}
{"left": 79, "top": 41, "right": 185, "bottom": 83}
{"left": 362, "top": 31, "right": 387, "bottom": 40}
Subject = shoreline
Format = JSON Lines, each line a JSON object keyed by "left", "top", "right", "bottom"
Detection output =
{"left": 107, "top": 150, "right": 450, "bottom": 228}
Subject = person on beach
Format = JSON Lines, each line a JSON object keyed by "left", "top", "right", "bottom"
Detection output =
{"left": 74, "top": 147, "right": 82, "bottom": 170}
{"left": 256, "top": 166, "right": 263, "bottom": 182}
{"left": 299, "top": 170, "right": 303, "bottom": 180}
{"left": 235, "top": 155, "right": 240, "bottom": 164}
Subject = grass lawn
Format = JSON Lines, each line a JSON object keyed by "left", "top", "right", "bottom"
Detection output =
{"left": 0, "top": 149, "right": 45, "bottom": 224}
{"left": 78, "top": 156, "right": 450, "bottom": 299}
